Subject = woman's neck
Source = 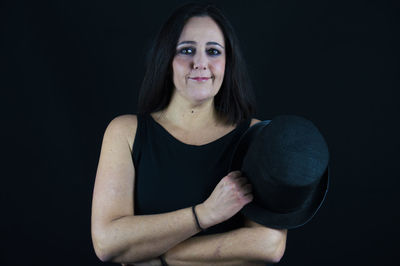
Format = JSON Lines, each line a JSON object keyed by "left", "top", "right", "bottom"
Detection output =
{"left": 154, "top": 93, "right": 221, "bottom": 130}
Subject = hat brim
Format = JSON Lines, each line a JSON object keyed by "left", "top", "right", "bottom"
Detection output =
{"left": 240, "top": 166, "right": 329, "bottom": 229}
{"left": 230, "top": 120, "right": 330, "bottom": 229}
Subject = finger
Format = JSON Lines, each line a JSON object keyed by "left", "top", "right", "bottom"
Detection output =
{"left": 236, "top": 177, "right": 248, "bottom": 186}
{"left": 244, "top": 193, "right": 254, "bottom": 203}
{"left": 228, "top": 170, "right": 242, "bottom": 178}
{"left": 242, "top": 184, "right": 252, "bottom": 194}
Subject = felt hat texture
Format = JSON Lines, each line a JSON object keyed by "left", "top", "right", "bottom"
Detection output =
{"left": 230, "top": 115, "right": 330, "bottom": 229}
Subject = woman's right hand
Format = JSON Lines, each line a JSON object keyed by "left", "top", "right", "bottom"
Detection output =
{"left": 197, "top": 171, "right": 253, "bottom": 228}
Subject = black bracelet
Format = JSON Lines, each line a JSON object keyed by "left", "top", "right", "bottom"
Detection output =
{"left": 192, "top": 205, "right": 205, "bottom": 231}
{"left": 159, "top": 255, "right": 168, "bottom": 266}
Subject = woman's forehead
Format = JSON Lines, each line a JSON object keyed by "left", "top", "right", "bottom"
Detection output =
{"left": 178, "top": 16, "right": 225, "bottom": 46}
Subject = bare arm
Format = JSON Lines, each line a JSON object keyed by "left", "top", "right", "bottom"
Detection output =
{"left": 97, "top": 208, "right": 210, "bottom": 263}
{"left": 163, "top": 225, "right": 287, "bottom": 265}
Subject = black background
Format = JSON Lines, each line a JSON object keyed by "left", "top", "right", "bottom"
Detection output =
{"left": 2, "top": 0, "right": 399, "bottom": 265}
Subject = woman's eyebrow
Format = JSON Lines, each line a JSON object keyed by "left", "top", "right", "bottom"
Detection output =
{"left": 177, "top": 41, "right": 225, "bottom": 49}
{"left": 207, "top": 41, "right": 225, "bottom": 49}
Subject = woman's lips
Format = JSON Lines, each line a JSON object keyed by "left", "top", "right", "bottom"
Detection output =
{"left": 189, "top": 77, "right": 211, "bottom": 82}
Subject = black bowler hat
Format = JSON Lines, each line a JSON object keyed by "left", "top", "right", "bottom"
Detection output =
{"left": 230, "top": 115, "right": 330, "bottom": 229}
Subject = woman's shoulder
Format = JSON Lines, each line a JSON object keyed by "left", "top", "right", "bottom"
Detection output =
{"left": 107, "top": 114, "right": 138, "bottom": 130}
{"left": 105, "top": 114, "right": 138, "bottom": 151}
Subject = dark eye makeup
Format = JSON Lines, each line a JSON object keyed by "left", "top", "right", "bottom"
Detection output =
{"left": 207, "top": 48, "right": 221, "bottom": 56}
{"left": 178, "top": 47, "right": 195, "bottom": 55}
{"left": 177, "top": 47, "right": 222, "bottom": 56}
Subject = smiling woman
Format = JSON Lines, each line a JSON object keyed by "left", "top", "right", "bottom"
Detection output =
{"left": 91, "top": 2, "right": 287, "bottom": 266}
{"left": 172, "top": 16, "right": 226, "bottom": 106}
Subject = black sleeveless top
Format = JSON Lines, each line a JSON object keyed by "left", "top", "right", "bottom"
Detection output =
{"left": 131, "top": 113, "right": 251, "bottom": 235}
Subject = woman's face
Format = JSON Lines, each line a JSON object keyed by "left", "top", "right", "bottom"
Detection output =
{"left": 172, "top": 16, "right": 226, "bottom": 104}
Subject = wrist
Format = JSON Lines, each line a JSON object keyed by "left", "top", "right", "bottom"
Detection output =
{"left": 196, "top": 203, "right": 217, "bottom": 229}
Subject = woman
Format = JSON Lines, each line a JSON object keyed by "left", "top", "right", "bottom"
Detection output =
{"left": 91, "top": 3, "right": 287, "bottom": 265}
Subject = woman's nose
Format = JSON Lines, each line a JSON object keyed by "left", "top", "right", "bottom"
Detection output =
{"left": 192, "top": 52, "right": 207, "bottom": 70}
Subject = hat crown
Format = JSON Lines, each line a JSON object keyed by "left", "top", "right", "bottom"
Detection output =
{"left": 256, "top": 115, "right": 329, "bottom": 186}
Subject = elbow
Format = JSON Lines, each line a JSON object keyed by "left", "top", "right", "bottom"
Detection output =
{"left": 91, "top": 224, "right": 144, "bottom": 264}
{"left": 260, "top": 228, "right": 287, "bottom": 263}
{"left": 270, "top": 235, "right": 286, "bottom": 263}
{"left": 96, "top": 250, "right": 111, "bottom": 263}
{"left": 92, "top": 225, "right": 121, "bottom": 263}
{"left": 92, "top": 229, "right": 112, "bottom": 262}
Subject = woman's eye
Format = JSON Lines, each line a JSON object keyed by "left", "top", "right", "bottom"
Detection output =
{"left": 179, "top": 47, "right": 195, "bottom": 55}
{"left": 207, "top": 48, "right": 221, "bottom": 56}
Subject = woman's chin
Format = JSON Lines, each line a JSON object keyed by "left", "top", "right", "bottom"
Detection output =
{"left": 189, "top": 94, "right": 215, "bottom": 104}
{"left": 188, "top": 89, "right": 218, "bottom": 102}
